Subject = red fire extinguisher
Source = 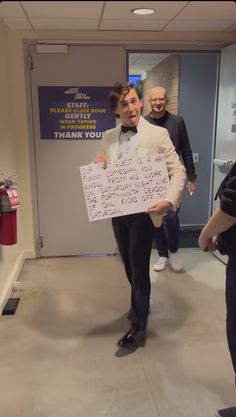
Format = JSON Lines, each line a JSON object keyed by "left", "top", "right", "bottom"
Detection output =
{"left": 0, "top": 177, "right": 20, "bottom": 245}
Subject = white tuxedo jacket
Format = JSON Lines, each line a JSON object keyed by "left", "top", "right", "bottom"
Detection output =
{"left": 97, "top": 116, "right": 186, "bottom": 226}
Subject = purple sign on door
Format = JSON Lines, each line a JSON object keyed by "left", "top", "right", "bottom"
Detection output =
{"left": 38, "top": 86, "right": 116, "bottom": 140}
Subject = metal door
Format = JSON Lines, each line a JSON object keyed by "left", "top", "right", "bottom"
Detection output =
{"left": 28, "top": 44, "right": 125, "bottom": 256}
{"left": 212, "top": 43, "right": 236, "bottom": 263}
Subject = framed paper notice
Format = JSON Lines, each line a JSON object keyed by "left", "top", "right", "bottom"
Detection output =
{"left": 80, "top": 154, "right": 169, "bottom": 221}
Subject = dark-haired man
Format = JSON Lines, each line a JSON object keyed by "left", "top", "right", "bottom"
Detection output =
{"left": 94, "top": 82, "right": 186, "bottom": 351}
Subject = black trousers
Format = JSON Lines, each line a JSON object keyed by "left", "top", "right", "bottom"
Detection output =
{"left": 154, "top": 209, "right": 180, "bottom": 258}
{"left": 112, "top": 213, "right": 154, "bottom": 331}
{"left": 226, "top": 256, "right": 236, "bottom": 374}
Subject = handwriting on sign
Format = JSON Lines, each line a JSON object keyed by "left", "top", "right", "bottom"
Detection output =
{"left": 80, "top": 154, "right": 169, "bottom": 221}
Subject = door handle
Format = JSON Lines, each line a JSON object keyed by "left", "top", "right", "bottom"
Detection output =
{"left": 213, "top": 158, "right": 234, "bottom": 172}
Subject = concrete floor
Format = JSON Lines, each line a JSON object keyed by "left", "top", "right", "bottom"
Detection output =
{"left": 0, "top": 248, "right": 235, "bottom": 417}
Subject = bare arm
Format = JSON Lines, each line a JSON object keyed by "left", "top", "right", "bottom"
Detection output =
{"left": 198, "top": 208, "right": 236, "bottom": 252}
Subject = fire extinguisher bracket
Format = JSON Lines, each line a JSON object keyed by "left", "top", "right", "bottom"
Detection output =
{"left": 0, "top": 190, "right": 18, "bottom": 213}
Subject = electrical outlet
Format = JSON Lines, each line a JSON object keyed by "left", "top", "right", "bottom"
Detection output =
{"left": 193, "top": 153, "right": 199, "bottom": 164}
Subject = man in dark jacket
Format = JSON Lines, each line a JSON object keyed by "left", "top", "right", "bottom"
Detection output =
{"left": 199, "top": 163, "right": 236, "bottom": 417}
{"left": 145, "top": 86, "right": 196, "bottom": 272}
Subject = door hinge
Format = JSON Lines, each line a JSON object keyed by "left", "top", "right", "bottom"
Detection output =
{"left": 28, "top": 55, "right": 33, "bottom": 70}
{"left": 38, "top": 236, "right": 44, "bottom": 249}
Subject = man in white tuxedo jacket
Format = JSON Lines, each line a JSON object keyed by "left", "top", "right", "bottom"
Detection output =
{"left": 94, "top": 82, "right": 186, "bottom": 351}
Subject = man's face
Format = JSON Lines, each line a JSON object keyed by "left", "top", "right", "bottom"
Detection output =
{"left": 149, "top": 88, "right": 168, "bottom": 115}
{"left": 115, "top": 88, "right": 142, "bottom": 126}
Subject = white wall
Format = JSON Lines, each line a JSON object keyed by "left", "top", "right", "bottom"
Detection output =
{"left": 0, "top": 24, "right": 35, "bottom": 313}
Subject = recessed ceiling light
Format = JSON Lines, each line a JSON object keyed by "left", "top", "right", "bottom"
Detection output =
{"left": 131, "top": 8, "right": 155, "bottom": 15}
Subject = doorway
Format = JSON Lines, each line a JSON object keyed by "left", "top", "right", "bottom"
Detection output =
{"left": 128, "top": 51, "right": 219, "bottom": 238}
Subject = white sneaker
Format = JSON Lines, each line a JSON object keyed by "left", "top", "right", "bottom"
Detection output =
{"left": 153, "top": 257, "right": 169, "bottom": 272}
{"left": 169, "top": 251, "right": 182, "bottom": 272}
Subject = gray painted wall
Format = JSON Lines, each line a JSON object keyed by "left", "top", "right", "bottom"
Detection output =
{"left": 178, "top": 52, "right": 218, "bottom": 226}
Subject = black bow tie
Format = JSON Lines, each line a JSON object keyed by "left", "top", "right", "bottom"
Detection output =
{"left": 121, "top": 125, "right": 138, "bottom": 134}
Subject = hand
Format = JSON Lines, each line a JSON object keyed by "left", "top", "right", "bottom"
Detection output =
{"left": 94, "top": 153, "right": 109, "bottom": 168}
{"left": 208, "top": 235, "right": 218, "bottom": 252}
{"left": 147, "top": 200, "right": 173, "bottom": 216}
{"left": 187, "top": 181, "right": 196, "bottom": 195}
{"left": 198, "top": 231, "right": 218, "bottom": 252}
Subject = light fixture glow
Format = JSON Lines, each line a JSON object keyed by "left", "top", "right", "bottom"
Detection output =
{"left": 131, "top": 8, "right": 155, "bottom": 15}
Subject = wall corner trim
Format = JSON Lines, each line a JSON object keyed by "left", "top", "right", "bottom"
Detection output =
{"left": 0, "top": 249, "right": 36, "bottom": 315}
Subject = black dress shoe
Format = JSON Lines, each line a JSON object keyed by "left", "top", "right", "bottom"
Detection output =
{"left": 216, "top": 407, "right": 236, "bottom": 417}
{"left": 117, "top": 327, "right": 146, "bottom": 348}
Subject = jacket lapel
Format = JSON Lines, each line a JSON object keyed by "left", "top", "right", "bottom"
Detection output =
{"left": 109, "top": 125, "right": 121, "bottom": 160}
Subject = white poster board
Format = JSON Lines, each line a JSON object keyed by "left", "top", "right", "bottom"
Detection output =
{"left": 80, "top": 154, "right": 169, "bottom": 221}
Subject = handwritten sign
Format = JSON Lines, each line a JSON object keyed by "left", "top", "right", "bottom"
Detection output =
{"left": 80, "top": 154, "right": 169, "bottom": 221}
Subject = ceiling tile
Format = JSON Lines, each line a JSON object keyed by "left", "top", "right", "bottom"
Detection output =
{"left": 22, "top": 1, "right": 104, "bottom": 18}
{"left": 103, "top": 1, "right": 188, "bottom": 19}
{"left": 0, "top": 1, "right": 25, "bottom": 17}
{"left": 129, "top": 53, "right": 169, "bottom": 67}
{"left": 2, "top": 17, "right": 31, "bottom": 29}
{"left": 100, "top": 19, "right": 169, "bottom": 31}
{"left": 129, "top": 54, "right": 142, "bottom": 65}
{"left": 129, "top": 53, "right": 170, "bottom": 75}
{"left": 31, "top": 18, "right": 99, "bottom": 30}
{"left": 176, "top": 1, "right": 236, "bottom": 19}
{"left": 165, "top": 19, "right": 236, "bottom": 31}
{"left": 134, "top": 53, "right": 170, "bottom": 66}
